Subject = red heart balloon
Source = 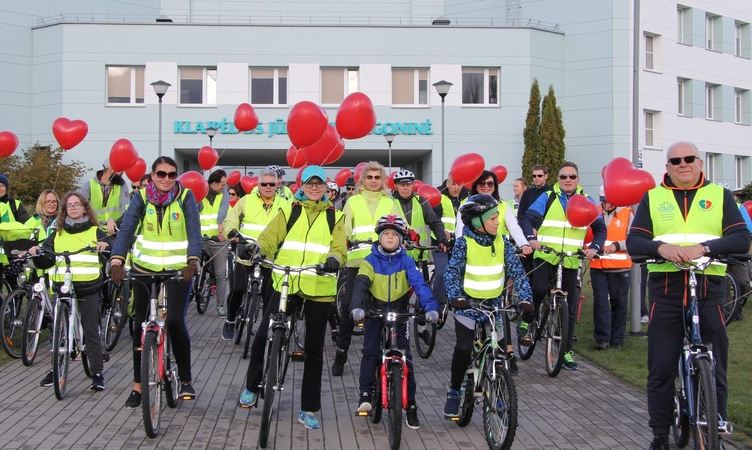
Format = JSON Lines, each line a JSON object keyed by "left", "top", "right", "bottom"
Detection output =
{"left": 583, "top": 226, "right": 595, "bottom": 248}
{"left": 490, "top": 165, "right": 508, "bottom": 184}
{"left": 743, "top": 201, "right": 752, "bottom": 219}
{"left": 324, "top": 138, "right": 345, "bottom": 166}
{"left": 286, "top": 145, "right": 306, "bottom": 169}
{"left": 197, "top": 146, "right": 219, "bottom": 170}
{"left": 287, "top": 101, "right": 328, "bottom": 148}
{"left": 413, "top": 180, "right": 424, "bottom": 190}
{"left": 603, "top": 157, "right": 656, "bottom": 207}
{"left": 0, "top": 131, "right": 19, "bottom": 158}
{"left": 296, "top": 164, "right": 309, "bottom": 187}
{"left": 234, "top": 103, "right": 259, "bottom": 132}
{"left": 178, "top": 171, "right": 209, "bottom": 203}
{"left": 240, "top": 175, "right": 258, "bottom": 194}
{"left": 227, "top": 170, "right": 241, "bottom": 186}
{"left": 335, "top": 168, "right": 352, "bottom": 188}
{"left": 302, "top": 124, "right": 341, "bottom": 166}
{"left": 109, "top": 139, "right": 138, "bottom": 172}
{"left": 335, "top": 92, "right": 377, "bottom": 140}
{"left": 125, "top": 158, "right": 147, "bottom": 183}
{"left": 450, "top": 153, "right": 485, "bottom": 185}
{"left": 386, "top": 171, "right": 398, "bottom": 190}
{"left": 290, "top": 183, "right": 299, "bottom": 194}
{"left": 566, "top": 194, "right": 599, "bottom": 228}
{"left": 353, "top": 162, "right": 368, "bottom": 183}
{"left": 52, "top": 118, "right": 88, "bottom": 150}
{"left": 417, "top": 184, "right": 442, "bottom": 208}
{"left": 601, "top": 165, "right": 608, "bottom": 180}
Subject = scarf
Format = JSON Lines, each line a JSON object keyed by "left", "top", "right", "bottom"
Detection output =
{"left": 146, "top": 181, "right": 180, "bottom": 207}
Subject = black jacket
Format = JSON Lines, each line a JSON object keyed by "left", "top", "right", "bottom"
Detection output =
{"left": 394, "top": 194, "right": 448, "bottom": 245}
{"left": 517, "top": 184, "right": 552, "bottom": 217}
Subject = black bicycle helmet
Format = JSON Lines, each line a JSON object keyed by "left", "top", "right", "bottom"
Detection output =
{"left": 374, "top": 214, "right": 408, "bottom": 237}
{"left": 459, "top": 194, "right": 499, "bottom": 229}
{"left": 345, "top": 177, "right": 355, "bottom": 187}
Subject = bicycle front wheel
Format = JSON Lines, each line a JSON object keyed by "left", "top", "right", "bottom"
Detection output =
{"left": 722, "top": 272, "right": 742, "bottom": 326}
{"left": 387, "top": 364, "right": 403, "bottom": 450}
{"left": 413, "top": 316, "right": 436, "bottom": 359}
{"left": 370, "top": 364, "right": 383, "bottom": 424}
{"left": 545, "top": 296, "right": 569, "bottom": 377}
{"left": 164, "top": 333, "right": 181, "bottom": 409}
{"left": 456, "top": 375, "right": 475, "bottom": 427}
{"left": 22, "top": 292, "right": 44, "bottom": 366}
{"left": 692, "top": 358, "right": 718, "bottom": 450}
{"left": 52, "top": 301, "right": 70, "bottom": 401}
{"left": 1, "top": 287, "right": 30, "bottom": 359}
{"left": 103, "top": 282, "right": 128, "bottom": 352}
{"left": 483, "top": 364, "right": 517, "bottom": 450}
{"left": 259, "top": 327, "right": 284, "bottom": 448}
{"left": 141, "top": 330, "right": 163, "bottom": 438}
{"left": 196, "top": 269, "right": 211, "bottom": 315}
{"left": 243, "top": 286, "right": 260, "bottom": 359}
{"left": 672, "top": 370, "right": 690, "bottom": 448}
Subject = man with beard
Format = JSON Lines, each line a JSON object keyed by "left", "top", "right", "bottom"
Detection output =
{"left": 81, "top": 158, "right": 130, "bottom": 235}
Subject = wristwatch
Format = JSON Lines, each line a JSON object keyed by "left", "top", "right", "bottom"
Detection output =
{"left": 702, "top": 245, "right": 711, "bottom": 256}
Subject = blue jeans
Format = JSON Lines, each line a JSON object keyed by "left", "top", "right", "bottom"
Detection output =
{"left": 590, "top": 269, "right": 630, "bottom": 345}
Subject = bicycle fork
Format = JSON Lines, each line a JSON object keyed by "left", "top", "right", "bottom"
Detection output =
{"left": 380, "top": 357, "right": 408, "bottom": 410}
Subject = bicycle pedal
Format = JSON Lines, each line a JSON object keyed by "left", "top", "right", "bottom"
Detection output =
{"left": 446, "top": 415, "right": 461, "bottom": 421}
{"left": 719, "top": 420, "right": 733, "bottom": 434}
{"left": 355, "top": 411, "right": 369, "bottom": 417}
{"left": 291, "top": 351, "right": 306, "bottom": 362}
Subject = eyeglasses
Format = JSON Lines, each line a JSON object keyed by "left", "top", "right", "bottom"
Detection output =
{"left": 532, "top": 174, "right": 545, "bottom": 178}
{"left": 44, "top": 200, "right": 58, "bottom": 205}
{"left": 66, "top": 203, "right": 83, "bottom": 210}
{"left": 304, "top": 181, "right": 324, "bottom": 188}
{"left": 259, "top": 182, "right": 276, "bottom": 188}
{"left": 668, "top": 155, "right": 698, "bottom": 166}
{"left": 559, "top": 174, "right": 578, "bottom": 180}
{"left": 396, "top": 180, "right": 414, "bottom": 186}
{"left": 228, "top": 192, "right": 237, "bottom": 197}
{"left": 155, "top": 170, "right": 178, "bottom": 180}
{"left": 477, "top": 180, "right": 495, "bottom": 187}
{"left": 366, "top": 175, "right": 382, "bottom": 180}
{"left": 346, "top": 187, "right": 355, "bottom": 191}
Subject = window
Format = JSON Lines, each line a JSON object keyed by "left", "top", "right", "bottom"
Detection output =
{"left": 677, "top": 79, "right": 685, "bottom": 115}
{"left": 706, "top": 84, "right": 717, "bottom": 119}
{"left": 321, "top": 68, "right": 358, "bottom": 104}
{"left": 250, "top": 68, "right": 287, "bottom": 105}
{"left": 677, "top": 6, "right": 690, "bottom": 44}
{"left": 645, "top": 35, "right": 654, "bottom": 70}
{"left": 736, "top": 23, "right": 743, "bottom": 56}
{"left": 736, "top": 90, "right": 743, "bottom": 124}
{"left": 461, "top": 68, "right": 498, "bottom": 105}
{"left": 706, "top": 153, "right": 716, "bottom": 182}
{"left": 645, "top": 111, "right": 654, "bottom": 147}
{"left": 735, "top": 156, "right": 745, "bottom": 189}
{"left": 706, "top": 15, "right": 714, "bottom": 50}
{"left": 179, "top": 67, "right": 217, "bottom": 105}
{"left": 392, "top": 68, "right": 429, "bottom": 105}
{"left": 106, "top": 66, "right": 144, "bottom": 104}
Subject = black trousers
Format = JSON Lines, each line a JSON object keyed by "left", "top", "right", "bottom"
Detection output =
{"left": 334, "top": 268, "right": 359, "bottom": 352}
{"left": 590, "top": 269, "right": 630, "bottom": 345}
{"left": 358, "top": 314, "right": 416, "bottom": 402}
{"left": 647, "top": 301, "right": 729, "bottom": 435}
{"left": 227, "top": 263, "right": 272, "bottom": 322}
{"left": 449, "top": 317, "right": 476, "bottom": 390}
{"left": 245, "top": 292, "right": 330, "bottom": 412}
{"left": 78, "top": 291, "right": 104, "bottom": 374}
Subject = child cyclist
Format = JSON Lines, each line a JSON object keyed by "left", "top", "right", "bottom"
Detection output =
{"left": 443, "top": 194, "right": 534, "bottom": 418}
{"left": 350, "top": 214, "right": 439, "bottom": 430}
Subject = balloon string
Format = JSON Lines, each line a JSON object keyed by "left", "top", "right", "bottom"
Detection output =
{"left": 51, "top": 164, "right": 62, "bottom": 193}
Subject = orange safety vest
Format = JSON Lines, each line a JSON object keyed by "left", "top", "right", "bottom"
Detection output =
{"left": 589, "top": 207, "right": 632, "bottom": 270}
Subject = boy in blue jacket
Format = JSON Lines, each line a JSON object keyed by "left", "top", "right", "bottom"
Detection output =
{"left": 350, "top": 214, "right": 439, "bottom": 430}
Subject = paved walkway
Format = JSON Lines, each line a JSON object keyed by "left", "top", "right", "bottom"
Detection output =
{"left": 0, "top": 300, "right": 730, "bottom": 449}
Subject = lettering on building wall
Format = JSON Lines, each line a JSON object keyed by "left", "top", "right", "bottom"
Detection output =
{"left": 173, "top": 119, "right": 433, "bottom": 137}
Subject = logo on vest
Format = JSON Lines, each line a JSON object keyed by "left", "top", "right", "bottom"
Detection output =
{"left": 171, "top": 212, "right": 181, "bottom": 221}
{"left": 657, "top": 201, "right": 675, "bottom": 221}
{"left": 147, "top": 209, "right": 154, "bottom": 215}
{"left": 615, "top": 219, "right": 623, "bottom": 227}
{"left": 146, "top": 222, "right": 154, "bottom": 232}
{"left": 698, "top": 199, "right": 714, "bottom": 211}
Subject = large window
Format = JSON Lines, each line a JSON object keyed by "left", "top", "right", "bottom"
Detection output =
{"left": 106, "top": 66, "right": 144, "bottom": 104}
{"left": 462, "top": 68, "right": 498, "bottom": 105}
{"left": 392, "top": 68, "right": 429, "bottom": 105}
{"left": 645, "top": 111, "right": 654, "bottom": 147}
{"left": 678, "top": 6, "right": 690, "bottom": 44}
{"left": 321, "top": 68, "right": 358, "bottom": 104}
{"left": 179, "top": 67, "right": 217, "bottom": 105}
{"left": 250, "top": 68, "right": 287, "bottom": 105}
{"left": 645, "top": 35, "right": 654, "bottom": 70}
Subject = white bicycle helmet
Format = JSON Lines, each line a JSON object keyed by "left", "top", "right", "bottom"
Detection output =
{"left": 393, "top": 169, "right": 415, "bottom": 183}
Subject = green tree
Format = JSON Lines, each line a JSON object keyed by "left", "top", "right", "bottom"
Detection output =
{"left": 539, "top": 85, "right": 566, "bottom": 185}
{"left": 0, "top": 143, "right": 89, "bottom": 208}
{"left": 737, "top": 182, "right": 752, "bottom": 202}
{"left": 521, "top": 78, "right": 542, "bottom": 182}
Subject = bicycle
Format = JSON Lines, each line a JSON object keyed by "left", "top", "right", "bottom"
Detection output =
{"left": 721, "top": 258, "right": 750, "bottom": 325}
{"left": 19, "top": 253, "right": 54, "bottom": 366}
{"left": 128, "top": 269, "right": 183, "bottom": 438}
{"left": 0, "top": 229, "right": 39, "bottom": 359}
{"left": 356, "top": 308, "right": 422, "bottom": 450}
{"left": 404, "top": 241, "right": 440, "bottom": 359}
{"left": 191, "top": 235, "right": 226, "bottom": 314}
{"left": 633, "top": 254, "right": 749, "bottom": 450}
{"left": 233, "top": 237, "right": 265, "bottom": 359}
{"left": 448, "top": 299, "right": 518, "bottom": 450}
{"left": 337, "top": 239, "right": 373, "bottom": 337}
{"left": 1, "top": 254, "right": 36, "bottom": 360}
{"left": 517, "top": 245, "right": 586, "bottom": 377}
{"left": 101, "top": 274, "right": 131, "bottom": 352}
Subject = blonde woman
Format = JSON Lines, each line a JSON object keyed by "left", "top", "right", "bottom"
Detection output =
{"left": 25, "top": 189, "right": 59, "bottom": 239}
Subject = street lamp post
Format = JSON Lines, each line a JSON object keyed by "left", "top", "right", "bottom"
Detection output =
{"left": 206, "top": 127, "right": 218, "bottom": 147}
{"left": 433, "top": 80, "right": 452, "bottom": 179}
{"left": 384, "top": 133, "right": 396, "bottom": 171}
{"left": 151, "top": 80, "right": 171, "bottom": 157}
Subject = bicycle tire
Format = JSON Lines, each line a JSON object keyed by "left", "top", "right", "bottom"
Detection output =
{"left": 545, "top": 296, "right": 568, "bottom": 377}
{"left": 370, "top": 365, "right": 383, "bottom": 424}
{"left": 1, "top": 287, "right": 30, "bottom": 359}
{"left": 413, "top": 316, "right": 436, "bottom": 359}
{"left": 456, "top": 375, "right": 475, "bottom": 427}
{"left": 692, "top": 358, "right": 718, "bottom": 450}
{"left": 293, "top": 307, "right": 306, "bottom": 352}
{"left": 141, "top": 330, "right": 162, "bottom": 438}
{"left": 387, "top": 364, "right": 403, "bottom": 450}
{"left": 483, "top": 363, "right": 517, "bottom": 450}
{"left": 429, "top": 271, "right": 449, "bottom": 330}
{"left": 103, "top": 282, "right": 129, "bottom": 352}
{"left": 234, "top": 301, "right": 246, "bottom": 346}
{"left": 196, "top": 269, "right": 211, "bottom": 315}
{"left": 505, "top": 282, "right": 521, "bottom": 323}
{"left": 22, "top": 292, "right": 44, "bottom": 366}
{"left": 672, "top": 370, "right": 690, "bottom": 448}
{"left": 164, "top": 333, "right": 181, "bottom": 409}
{"left": 243, "top": 285, "right": 260, "bottom": 359}
{"left": 81, "top": 349, "right": 92, "bottom": 378}
{"left": 52, "top": 301, "right": 70, "bottom": 401}
{"left": 259, "top": 327, "right": 284, "bottom": 448}
{"left": 517, "top": 318, "right": 537, "bottom": 361}
{"left": 722, "top": 272, "right": 741, "bottom": 326}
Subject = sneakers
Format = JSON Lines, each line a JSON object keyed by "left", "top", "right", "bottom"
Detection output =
{"left": 298, "top": 410, "right": 321, "bottom": 429}
{"left": 563, "top": 351, "right": 579, "bottom": 370}
{"left": 331, "top": 329, "right": 339, "bottom": 344}
{"left": 179, "top": 382, "right": 196, "bottom": 400}
{"left": 611, "top": 343, "right": 623, "bottom": 350}
{"left": 39, "top": 370, "right": 54, "bottom": 387}
{"left": 125, "top": 390, "right": 141, "bottom": 409}
{"left": 517, "top": 321, "right": 531, "bottom": 344}
{"left": 238, "top": 388, "right": 258, "bottom": 407}
{"left": 217, "top": 305, "right": 226, "bottom": 318}
{"left": 221, "top": 321, "right": 235, "bottom": 341}
{"left": 641, "top": 315, "right": 649, "bottom": 323}
{"left": 406, "top": 403, "right": 420, "bottom": 429}
{"left": 519, "top": 300, "right": 534, "bottom": 315}
{"left": 648, "top": 434, "right": 669, "bottom": 450}
{"left": 444, "top": 388, "right": 461, "bottom": 417}
{"left": 507, "top": 352, "right": 519, "bottom": 376}
{"left": 90, "top": 373, "right": 106, "bottom": 391}
{"left": 331, "top": 348, "right": 347, "bottom": 377}
{"left": 357, "top": 393, "right": 372, "bottom": 414}
{"left": 595, "top": 341, "right": 610, "bottom": 351}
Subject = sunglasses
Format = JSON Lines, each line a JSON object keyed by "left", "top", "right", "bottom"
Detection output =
{"left": 229, "top": 192, "right": 237, "bottom": 197}
{"left": 346, "top": 187, "right": 355, "bottom": 191}
{"left": 131, "top": 185, "right": 140, "bottom": 190}
{"left": 668, "top": 155, "right": 698, "bottom": 166}
{"left": 259, "top": 182, "right": 276, "bottom": 187}
{"left": 366, "top": 175, "right": 382, "bottom": 180}
{"left": 559, "top": 174, "right": 578, "bottom": 180}
{"left": 477, "top": 180, "right": 495, "bottom": 187}
{"left": 155, "top": 170, "right": 178, "bottom": 180}
{"left": 532, "top": 174, "right": 545, "bottom": 178}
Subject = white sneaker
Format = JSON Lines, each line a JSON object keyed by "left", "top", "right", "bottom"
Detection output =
{"left": 641, "top": 315, "right": 649, "bottom": 324}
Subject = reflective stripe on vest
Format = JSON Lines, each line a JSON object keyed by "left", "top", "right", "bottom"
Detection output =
{"left": 50, "top": 227, "right": 100, "bottom": 282}
{"left": 647, "top": 184, "right": 725, "bottom": 276}
{"left": 199, "top": 193, "right": 223, "bottom": 237}
{"left": 347, "top": 195, "right": 394, "bottom": 262}
{"left": 463, "top": 234, "right": 505, "bottom": 299}
{"left": 272, "top": 204, "right": 341, "bottom": 297}
{"left": 89, "top": 179, "right": 123, "bottom": 225}
{"left": 590, "top": 207, "right": 632, "bottom": 270}
{"left": 240, "top": 194, "right": 286, "bottom": 240}
{"left": 132, "top": 189, "right": 190, "bottom": 271}
{"left": 439, "top": 195, "right": 456, "bottom": 233}
{"left": 534, "top": 187, "right": 589, "bottom": 269}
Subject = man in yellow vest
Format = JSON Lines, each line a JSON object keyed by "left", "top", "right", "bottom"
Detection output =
{"left": 80, "top": 158, "right": 130, "bottom": 235}
{"left": 589, "top": 185, "right": 633, "bottom": 351}
{"left": 519, "top": 161, "right": 607, "bottom": 371}
{"left": 627, "top": 142, "right": 750, "bottom": 450}
{"left": 0, "top": 173, "right": 31, "bottom": 279}
{"left": 266, "top": 164, "right": 294, "bottom": 203}
{"left": 199, "top": 169, "right": 230, "bottom": 318}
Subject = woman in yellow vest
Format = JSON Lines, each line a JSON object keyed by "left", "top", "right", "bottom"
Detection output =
{"left": 24, "top": 189, "right": 60, "bottom": 240}
{"left": 29, "top": 192, "right": 112, "bottom": 391}
{"left": 108, "top": 156, "right": 202, "bottom": 408}
{"left": 442, "top": 194, "right": 534, "bottom": 418}
{"left": 238, "top": 165, "right": 346, "bottom": 430}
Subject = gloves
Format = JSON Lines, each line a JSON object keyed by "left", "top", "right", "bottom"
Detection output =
{"left": 110, "top": 264, "right": 126, "bottom": 284}
{"left": 352, "top": 308, "right": 365, "bottom": 322}
{"left": 239, "top": 243, "right": 259, "bottom": 260}
{"left": 451, "top": 297, "right": 469, "bottom": 310}
{"left": 407, "top": 229, "right": 420, "bottom": 244}
{"left": 426, "top": 311, "right": 440, "bottom": 323}
{"left": 323, "top": 256, "right": 340, "bottom": 273}
{"left": 181, "top": 262, "right": 198, "bottom": 281}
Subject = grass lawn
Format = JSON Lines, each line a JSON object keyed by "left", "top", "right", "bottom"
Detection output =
{"left": 573, "top": 271, "right": 752, "bottom": 447}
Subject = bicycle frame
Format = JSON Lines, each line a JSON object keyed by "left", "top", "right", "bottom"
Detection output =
{"left": 377, "top": 311, "right": 411, "bottom": 411}
{"left": 54, "top": 272, "right": 85, "bottom": 362}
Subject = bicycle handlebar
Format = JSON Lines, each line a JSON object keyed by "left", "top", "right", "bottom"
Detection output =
{"left": 348, "top": 239, "right": 373, "bottom": 250}
{"left": 365, "top": 309, "right": 424, "bottom": 321}
{"left": 538, "top": 244, "right": 587, "bottom": 259}
{"left": 254, "top": 258, "right": 337, "bottom": 276}
{"left": 126, "top": 269, "right": 183, "bottom": 281}
{"left": 631, "top": 253, "right": 751, "bottom": 268}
